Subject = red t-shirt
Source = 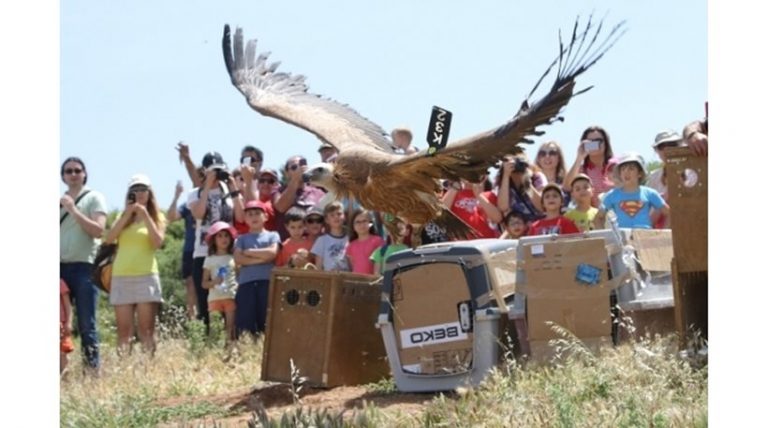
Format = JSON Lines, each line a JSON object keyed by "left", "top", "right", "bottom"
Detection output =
{"left": 275, "top": 236, "right": 316, "bottom": 267}
{"left": 449, "top": 189, "right": 500, "bottom": 239}
{"left": 527, "top": 216, "right": 580, "bottom": 236}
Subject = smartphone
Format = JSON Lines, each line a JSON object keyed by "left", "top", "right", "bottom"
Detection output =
{"left": 242, "top": 156, "right": 252, "bottom": 165}
{"left": 584, "top": 140, "right": 601, "bottom": 153}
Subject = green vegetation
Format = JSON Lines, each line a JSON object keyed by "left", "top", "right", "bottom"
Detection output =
{"left": 60, "top": 210, "right": 707, "bottom": 426}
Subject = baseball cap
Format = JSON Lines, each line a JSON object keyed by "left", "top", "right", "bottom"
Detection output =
{"left": 128, "top": 174, "right": 151, "bottom": 188}
{"left": 202, "top": 151, "right": 226, "bottom": 170}
{"left": 244, "top": 200, "right": 269, "bottom": 212}
{"left": 260, "top": 168, "right": 279, "bottom": 180}
{"left": 569, "top": 173, "right": 592, "bottom": 188}
{"left": 540, "top": 183, "right": 564, "bottom": 202}
{"left": 317, "top": 142, "right": 335, "bottom": 152}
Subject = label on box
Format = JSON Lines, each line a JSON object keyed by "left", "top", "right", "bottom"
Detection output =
{"left": 399, "top": 321, "right": 468, "bottom": 349}
{"left": 531, "top": 244, "right": 545, "bottom": 256}
{"left": 575, "top": 263, "right": 602, "bottom": 285}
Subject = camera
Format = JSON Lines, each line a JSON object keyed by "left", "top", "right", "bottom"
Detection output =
{"left": 215, "top": 168, "right": 230, "bottom": 181}
{"left": 513, "top": 158, "right": 529, "bottom": 173}
{"left": 128, "top": 192, "right": 136, "bottom": 203}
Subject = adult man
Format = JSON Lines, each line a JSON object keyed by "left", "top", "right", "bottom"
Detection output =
{"left": 240, "top": 145, "right": 264, "bottom": 200}
{"left": 647, "top": 130, "right": 683, "bottom": 195}
{"left": 273, "top": 155, "right": 326, "bottom": 240}
{"left": 59, "top": 156, "right": 107, "bottom": 372}
{"left": 188, "top": 151, "right": 244, "bottom": 326}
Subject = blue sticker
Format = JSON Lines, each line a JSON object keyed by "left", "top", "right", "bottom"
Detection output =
{"left": 575, "top": 263, "right": 602, "bottom": 286}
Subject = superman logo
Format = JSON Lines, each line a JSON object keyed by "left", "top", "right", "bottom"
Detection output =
{"left": 619, "top": 200, "right": 644, "bottom": 217}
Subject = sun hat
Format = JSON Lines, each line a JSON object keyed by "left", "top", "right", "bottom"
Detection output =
{"left": 317, "top": 142, "right": 335, "bottom": 152}
{"left": 205, "top": 221, "right": 238, "bottom": 244}
{"left": 259, "top": 168, "right": 279, "bottom": 180}
{"left": 653, "top": 130, "right": 683, "bottom": 148}
{"left": 613, "top": 152, "right": 647, "bottom": 182}
{"left": 128, "top": 174, "right": 151, "bottom": 188}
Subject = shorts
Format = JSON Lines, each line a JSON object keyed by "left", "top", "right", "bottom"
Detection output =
{"left": 181, "top": 250, "right": 194, "bottom": 278}
{"left": 110, "top": 274, "right": 163, "bottom": 305}
{"left": 208, "top": 298, "right": 236, "bottom": 313}
{"left": 61, "top": 336, "right": 75, "bottom": 353}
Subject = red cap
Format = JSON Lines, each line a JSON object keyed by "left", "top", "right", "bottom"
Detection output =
{"left": 244, "top": 200, "right": 269, "bottom": 212}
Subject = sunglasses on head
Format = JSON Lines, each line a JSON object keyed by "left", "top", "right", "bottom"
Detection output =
{"left": 64, "top": 168, "right": 83, "bottom": 175}
{"left": 538, "top": 150, "right": 558, "bottom": 157}
{"left": 258, "top": 177, "right": 276, "bottom": 184}
{"left": 289, "top": 159, "right": 308, "bottom": 171}
{"left": 305, "top": 217, "right": 323, "bottom": 224}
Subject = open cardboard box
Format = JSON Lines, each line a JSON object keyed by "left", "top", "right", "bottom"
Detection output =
{"left": 521, "top": 237, "right": 625, "bottom": 358}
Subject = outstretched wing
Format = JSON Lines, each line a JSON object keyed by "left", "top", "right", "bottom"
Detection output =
{"left": 389, "top": 15, "right": 626, "bottom": 182}
{"left": 223, "top": 25, "right": 393, "bottom": 154}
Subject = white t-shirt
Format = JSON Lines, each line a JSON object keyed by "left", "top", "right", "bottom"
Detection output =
{"left": 187, "top": 186, "right": 234, "bottom": 258}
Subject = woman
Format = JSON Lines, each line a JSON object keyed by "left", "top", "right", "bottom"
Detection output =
{"left": 535, "top": 140, "right": 570, "bottom": 207}
{"left": 105, "top": 174, "right": 166, "bottom": 355}
{"left": 494, "top": 154, "right": 545, "bottom": 224}
{"left": 565, "top": 125, "right": 615, "bottom": 206}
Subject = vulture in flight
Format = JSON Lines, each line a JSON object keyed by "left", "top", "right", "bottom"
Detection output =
{"left": 222, "top": 16, "right": 625, "bottom": 240}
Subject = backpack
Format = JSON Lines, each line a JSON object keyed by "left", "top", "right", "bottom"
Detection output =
{"left": 92, "top": 243, "right": 118, "bottom": 293}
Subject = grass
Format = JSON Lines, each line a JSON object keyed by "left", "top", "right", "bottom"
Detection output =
{"left": 61, "top": 312, "right": 707, "bottom": 427}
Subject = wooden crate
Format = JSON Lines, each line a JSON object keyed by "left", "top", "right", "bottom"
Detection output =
{"left": 616, "top": 307, "right": 677, "bottom": 343}
{"left": 672, "top": 259, "right": 708, "bottom": 345}
{"left": 261, "top": 268, "right": 390, "bottom": 387}
{"left": 665, "top": 146, "right": 708, "bottom": 273}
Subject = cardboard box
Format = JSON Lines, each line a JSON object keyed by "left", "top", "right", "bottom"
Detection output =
{"left": 392, "top": 262, "right": 474, "bottom": 374}
{"left": 630, "top": 229, "right": 674, "bottom": 272}
{"left": 521, "top": 238, "right": 620, "bottom": 343}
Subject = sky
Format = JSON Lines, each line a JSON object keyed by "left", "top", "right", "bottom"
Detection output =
{"left": 58, "top": 0, "right": 707, "bottom": 207}
{"left": 7, "top": 0, "right": 768, "bottom": 425}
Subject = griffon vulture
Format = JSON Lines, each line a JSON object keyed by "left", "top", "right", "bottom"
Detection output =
{"left": 222, "top": 16, "right": 625, "bottom": 240}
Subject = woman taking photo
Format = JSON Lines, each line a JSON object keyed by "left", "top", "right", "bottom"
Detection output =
{"left": 104, "top": 174, "right": 166, "bottom": 355}
{"left": 495, "top": 153, "right": 545, "bottom": 224}
{"left": 565, "top": 125, "right": 615, "bottom": 205}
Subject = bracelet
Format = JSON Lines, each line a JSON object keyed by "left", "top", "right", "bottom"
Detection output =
{"left": 228, "top": 190, "right": 242, "bottom": 198}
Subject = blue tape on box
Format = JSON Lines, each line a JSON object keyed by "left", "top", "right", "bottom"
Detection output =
{"left": 575, "top": 263, "right": 602, "bottom": 286}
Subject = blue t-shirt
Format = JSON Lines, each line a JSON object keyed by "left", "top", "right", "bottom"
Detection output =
{"left": 235, "top": 230, "right": 281, "bottom": 283}
{"left": 179, "top": 203, "right": 196, "bottom": 253}
{"left": 600, "top": 186, "right": 665, "bottom": 229}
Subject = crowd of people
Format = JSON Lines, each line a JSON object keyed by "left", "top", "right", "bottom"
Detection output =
{"left": 59, "top": 120, "right": 708, "bottom": 374}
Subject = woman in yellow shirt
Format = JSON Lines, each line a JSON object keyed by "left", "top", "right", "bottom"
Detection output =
{"left": 105, "top": 174, "right": 166, "bottom": 355}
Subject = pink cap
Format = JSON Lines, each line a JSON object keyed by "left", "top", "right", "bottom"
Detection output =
{"left": 205, "top": 221, "right": 238, "bottom": 244}
{"left": 244, "top": 200, "right": 269, "bottom": 212}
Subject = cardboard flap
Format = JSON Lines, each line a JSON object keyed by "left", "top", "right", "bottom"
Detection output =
{"left": 630, "top": 229, "right": 673, "bottom": 272}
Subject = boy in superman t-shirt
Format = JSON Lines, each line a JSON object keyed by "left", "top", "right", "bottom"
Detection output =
{"left": 596, "top": 153, "right": 669, "bottom": 229}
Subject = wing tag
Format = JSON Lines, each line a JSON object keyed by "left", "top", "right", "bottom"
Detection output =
{"left": 426, "top": 106, "right": 452, "bottom": 156}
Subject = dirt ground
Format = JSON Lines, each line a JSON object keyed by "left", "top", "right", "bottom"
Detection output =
{"left": 159, "top": 382, "right": 443, "bottom": 426}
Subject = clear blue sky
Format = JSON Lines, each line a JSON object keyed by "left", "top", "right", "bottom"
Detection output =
{"left": 60, "top": 0, "right": 706, "bottom": 207}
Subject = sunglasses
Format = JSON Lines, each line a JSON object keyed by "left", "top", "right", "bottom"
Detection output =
{"left": 241, "top": 156, "right": 263, "bottom": 164}
{"left": 538, "top": 150, "right": 558, "bottom": 158}
{"left": 130, "top": 185, "right": 150, "bottom": 193}
{"left": 590, "top": 138, "right": 605, "bottom": 144}
{"left": 258, "top": 178, "right": 276, "bottom": 184}
{"left": 305, "top": 217, "right": 323, "bottom": 224}
{"left": 354, "top": 219, "right": 372, "bottom": 224}
{"left": 64, "top": 168, "right": 83, "bottom": 175}
{"left": 289, "top": 159, "right": 308, "bottom": 171}
{"left": 656, "top": 142, "right": 678, "bottom": 150}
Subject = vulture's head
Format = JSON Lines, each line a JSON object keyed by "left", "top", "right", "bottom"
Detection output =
{"left": 303, "top": 162, "right": 335, "bottom": 190}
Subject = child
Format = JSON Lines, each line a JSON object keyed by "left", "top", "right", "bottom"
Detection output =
{"left": 310, "top": 202, "right": 350, "bottom": 271}
{"left": 275, "top": 207, "right": 315, "bottom": 268}
{"left": 596, "top": 153, "right": 670, "bottom": 229}
{"left": 499, "top": 210, "right": 528, "bottom": 240}
{"left": 527, "top": 183, "right": 580, "bottom": 236}
{"left": 304, "top": 206, "right": 325, "bottom": 241}
{"left": 202, "top": 221, "right": 239, "bottom": 343}
{"left": 233, "top": 200, "right": 281, "bottom": 338}
{"left": 371, "top": 217, "right": 411, "bottom": 275}
{"left": 564, "top": 174, "right": 599, "bottom": 232}
{"left": 60, "top": 279, "right": 74, "bottom": 375}
{"left": 345, "top": 208, "right": 385, "bottom": 274}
